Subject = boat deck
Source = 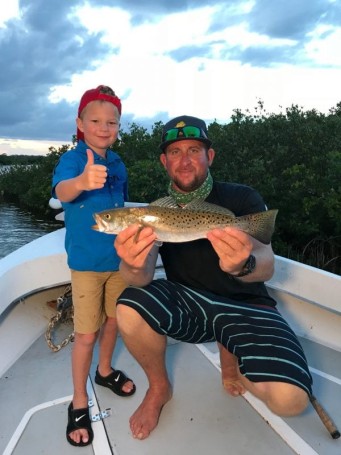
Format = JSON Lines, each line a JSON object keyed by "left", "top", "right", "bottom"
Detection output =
{"left": 1, "top": 287, "right": 340, "bottom": 455}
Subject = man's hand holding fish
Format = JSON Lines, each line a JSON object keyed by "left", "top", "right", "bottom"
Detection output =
{"left": 206, "top": 227, "right": 274, "bottom": 282}
{"left": 115, "top": 224, "right": 158, "bottom": 287}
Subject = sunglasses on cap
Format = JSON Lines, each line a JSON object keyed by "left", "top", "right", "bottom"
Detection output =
{"left": 162, "top": 126, "right": 209, "bottom": 142}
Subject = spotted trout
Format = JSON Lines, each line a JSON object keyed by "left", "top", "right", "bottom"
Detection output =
{"left": 92, "top": 197, "right": 278, "bottom": 245}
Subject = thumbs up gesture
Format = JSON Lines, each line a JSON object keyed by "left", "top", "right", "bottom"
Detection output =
{"left": 80, "top": 149, "right": 108, "bottom": 191}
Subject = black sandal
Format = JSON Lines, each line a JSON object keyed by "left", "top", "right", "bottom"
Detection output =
{"left": 95, "top": 367, "right": 136, "bottom": 397}
{"left": 66, "top": 402, "right": 94, "bottom": 447}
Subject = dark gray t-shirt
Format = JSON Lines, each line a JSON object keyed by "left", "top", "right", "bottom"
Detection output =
{"left": 159, "top": 181, "right": 277, "bottom": 307}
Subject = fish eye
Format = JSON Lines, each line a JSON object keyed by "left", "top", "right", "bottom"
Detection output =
{"left": 104, "top": 214, "right": 111, "bottom": 220}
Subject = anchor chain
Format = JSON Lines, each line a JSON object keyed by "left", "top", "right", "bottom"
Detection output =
{"left": 45, "top": 285, "right": 74, "bottom": 352}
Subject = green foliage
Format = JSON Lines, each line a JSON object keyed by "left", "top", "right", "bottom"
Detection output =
{"left": 0, "top": 154, "right": 44, "bottom": 165}
{"left": 208, "top": 102, "right": 341, "bottom": 273}
{"left": 0, "top": 145, "right": 70, "bottom": 216}
{"left": 0, "top": 103, "right": 340, "bottom": 273}
{"left": 115, "top": 121, "right": 163, "bottom": 166}
{"left": 127, "top": 159, "right": 168, "bottom": 202}
{"left": 112, "top": 121, "right": 167, "bottom": 201}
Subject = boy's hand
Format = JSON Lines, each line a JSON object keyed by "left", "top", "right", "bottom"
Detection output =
{"left": 79, "top": 149, "right": 107, "bottom": 190}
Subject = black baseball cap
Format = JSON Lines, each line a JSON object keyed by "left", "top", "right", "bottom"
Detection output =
{"left": 159, "top": 115, "right": 212, "bottom": 151}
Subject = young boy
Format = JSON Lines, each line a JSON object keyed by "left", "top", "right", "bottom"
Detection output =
{"left": 52, "top": 85, "right": 135, "bottom": 447}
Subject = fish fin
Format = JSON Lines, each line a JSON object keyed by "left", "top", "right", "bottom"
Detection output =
{"left": 149, "top": 197, "right": 235, "bottom": 216}
{"left": 183, "top": 199, "right": 235, "bottom": 217}
{"left": 236, "top": 209, "right": 278, "bottom": 244}
{"left": 133, "top": 225, "right": 145, "bottom": 243}
{"left": 150, "top": 196, "right": 179, "bottom": 208}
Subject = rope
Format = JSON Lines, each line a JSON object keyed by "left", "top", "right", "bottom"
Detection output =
{"left": 45, "top": 285, "right": 74, "bottom": 352}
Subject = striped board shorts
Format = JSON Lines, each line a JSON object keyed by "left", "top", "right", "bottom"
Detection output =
{"left": 117, "top": 279, "right": 312, "bottom": 395}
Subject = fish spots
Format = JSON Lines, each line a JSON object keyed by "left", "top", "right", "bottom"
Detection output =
{"left": 93, "top": 200, "right": 278, "bottom": 244}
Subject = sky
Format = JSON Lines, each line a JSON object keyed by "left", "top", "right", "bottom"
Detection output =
{"left": 0, "top": 0, "right": 340, "bottom": 156}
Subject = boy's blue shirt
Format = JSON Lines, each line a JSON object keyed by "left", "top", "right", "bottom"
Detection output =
{"left": 52, "top": 140, "right": 128, "bottom": 272}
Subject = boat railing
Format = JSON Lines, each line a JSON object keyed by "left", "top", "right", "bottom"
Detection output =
{"left": 1, "top": 204, "right": 340, "bottom": 349}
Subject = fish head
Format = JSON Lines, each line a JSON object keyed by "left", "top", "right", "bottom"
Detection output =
{"left": 92, "top": 207, "right": 141, "bottom": 234}
{"left": 92, "top": 211, "right": 118, "bottom": 233}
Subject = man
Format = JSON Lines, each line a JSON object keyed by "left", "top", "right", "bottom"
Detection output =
{"left": 114, "top": 115, "right": 312, "bottom": 441}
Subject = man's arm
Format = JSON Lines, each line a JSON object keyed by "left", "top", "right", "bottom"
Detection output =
{"left": 237, "top": 241, "right": 274, "bottom": 283}
{"left": 115, "top": 224, "right": 159, "bottom": 286}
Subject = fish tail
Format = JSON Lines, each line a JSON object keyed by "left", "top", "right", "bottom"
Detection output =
{"left": 236, "top": 210, "right": 278, "bottom": 244}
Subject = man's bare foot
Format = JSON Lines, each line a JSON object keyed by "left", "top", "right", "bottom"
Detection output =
{"left": 222, "top": 378, "right": 246, "bottom": 396}
{"left": 218, "top": 343, "right": 246, "bottom": 397}
{"left": 130, "top": 385, "right": 172, "bottom": 440}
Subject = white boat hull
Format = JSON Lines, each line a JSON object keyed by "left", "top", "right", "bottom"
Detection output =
{"left": 0, "top": 227, "right": 340, "bottom": 454}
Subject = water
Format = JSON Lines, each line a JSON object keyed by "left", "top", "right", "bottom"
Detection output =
{"left": 0, "top": 202, "right": 63, "bottom": 259}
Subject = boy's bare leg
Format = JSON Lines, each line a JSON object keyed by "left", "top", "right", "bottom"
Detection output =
{"left": 117, "top": 305, "right": 172, "bottom": 440}
{"left": 69, "top": 332, "right": 96, "bottom": 445}
{"left": 97, "top": 316, "right": 134, "bottom": 394}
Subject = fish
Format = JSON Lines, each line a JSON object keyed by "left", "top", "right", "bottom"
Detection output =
{"left": 92, "top": 197, "right": 278, "bottom": 245}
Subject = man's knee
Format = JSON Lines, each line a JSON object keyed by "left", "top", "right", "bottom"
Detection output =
{"left": 262, "top": 382, "right": 309, "bottom": 416}
{"left": 116, "top": 304, "right": 141, "bottom": 335}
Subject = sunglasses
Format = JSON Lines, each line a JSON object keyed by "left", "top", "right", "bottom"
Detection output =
{"left": 162, "top": 126, "right": 208, "bottom": 142}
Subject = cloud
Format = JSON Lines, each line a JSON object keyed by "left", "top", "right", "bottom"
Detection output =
{"left": 0, "top": 0, "right": 112, "bottom": 141}
{"left": 0, "top": 137, "right": 66, "bottom": 156}
{"left": 248, "top": 0, "right": 331, "bottom": 39}
{"left": 0, "top": 0, "right": 340, "bottom": 154}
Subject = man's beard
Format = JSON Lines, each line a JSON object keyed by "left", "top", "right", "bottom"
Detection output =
{"left": 172, "top": 175, "right": 203, "bottom": 193}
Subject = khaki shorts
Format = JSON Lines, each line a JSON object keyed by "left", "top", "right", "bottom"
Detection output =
{"left": 71, "top": 270, "right": 127, "bottom": 334}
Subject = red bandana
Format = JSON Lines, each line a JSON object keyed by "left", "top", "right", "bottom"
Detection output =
{"left": 77, "top": 85, "right": 122, "bottom": 141}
